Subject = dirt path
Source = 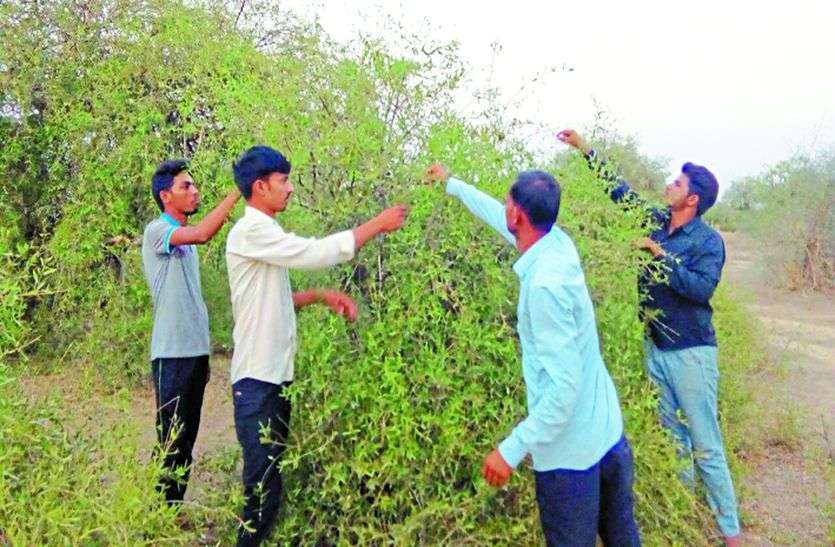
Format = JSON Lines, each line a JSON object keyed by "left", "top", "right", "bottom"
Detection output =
{"left": 722, "top": 231, "right": 834, "bottom": 546}
{"left": 21, "top": 357, "right": 239, "bottom": 499}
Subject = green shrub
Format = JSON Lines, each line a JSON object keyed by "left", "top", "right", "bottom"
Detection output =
{"left": 0, "top": 1, "right": 758, "bottom": 544}
{"left": 706, "top": 153, "right": 835, "bottom": 291}
{"left": 0, "top": 363, "right": 190, "bottom": 543}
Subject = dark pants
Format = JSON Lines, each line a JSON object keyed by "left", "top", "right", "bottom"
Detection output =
{"left": 151, "top": 355, "right": 209, "bottom": 504}
{"left": 535, "top": 435, "right": 641, "bottom": 547}
{"left": 233, "top": 378, "right": 292, "bottom": 547}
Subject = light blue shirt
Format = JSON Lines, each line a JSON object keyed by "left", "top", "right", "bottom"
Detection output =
{"left": 446, "top": 177, "right": 624, "bottom": 471}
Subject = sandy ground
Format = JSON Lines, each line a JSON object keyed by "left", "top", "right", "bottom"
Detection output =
{"left": 722, "top": 231, "right": 834, "bottom": 546}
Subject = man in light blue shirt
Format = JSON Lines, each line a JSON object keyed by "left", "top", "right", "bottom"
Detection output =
{"left": 426, "top": 164, "right": 640, "bottom": 547}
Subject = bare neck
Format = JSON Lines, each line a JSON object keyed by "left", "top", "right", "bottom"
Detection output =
{"left": 669, "top": 207, "right": 697, "bottom": 233}
{"left": 516, "top": 226, "right": 548, "bottom": 255}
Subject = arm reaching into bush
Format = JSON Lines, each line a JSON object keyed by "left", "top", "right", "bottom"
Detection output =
{"left": 557, "top": 129, "right": 662, "bottom": 221}
{"left": 659, "top": 235, "right": 725, "bottom": 304}
{"left": 424, "top": 163, "right": 515, "bottom": 245}
{"left": 352, "top": 206, "right": 408, "bottom": 250}
{"left": 496, "top": 285, "right": 584, "bottom": 470}
{"left": 293, "top": 289, "right": 358, "bottom": 321}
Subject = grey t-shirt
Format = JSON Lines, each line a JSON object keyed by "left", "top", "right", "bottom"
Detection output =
{"left": 142, "top": 214, "right": 210, "bottom": 361}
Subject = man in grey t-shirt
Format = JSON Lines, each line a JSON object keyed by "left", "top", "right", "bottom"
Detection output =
{"left": 142, "top": 159, "right": 240, "bottom": 504}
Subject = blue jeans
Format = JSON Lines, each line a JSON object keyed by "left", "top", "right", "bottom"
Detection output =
{"left": 534, "top": 435, "right": 640, "bottom": 547}
{"left": 233, "top": 378, "right": 292, "bottom": 547}
{"left": 151, "top": 355, "right": 209, "bottom": 504}
{"left": 644, "top": 341, "right": 740, "bottom": 536}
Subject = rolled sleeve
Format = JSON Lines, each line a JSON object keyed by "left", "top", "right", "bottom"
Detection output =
{"left": 445, "top": 176, "right": 514, "bottom": 245}
{"left": 499, "top": 285, "right": 584, "bottom": 468}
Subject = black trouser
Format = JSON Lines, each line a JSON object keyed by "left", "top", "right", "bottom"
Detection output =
{"left": 534, "top": 435, "right": 641, "bottom": 547}
{"left": 151, "top": 355, "right": 209, "bottom": 504}
{"left": 233, "top": 378, "right": 292, "bottom": 547}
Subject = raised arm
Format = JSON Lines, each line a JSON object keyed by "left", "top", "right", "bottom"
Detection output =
{"left": 424, "top": 163, "right": 515, "bottom": 245}
{"left": 169, "top": 188, "right": 241, "bottom": 246}
{"left": 556, "top": 129, "right": 645, "bottom": 205}
{"left": 230, "top": 205, "right": 407, "bottom": 270}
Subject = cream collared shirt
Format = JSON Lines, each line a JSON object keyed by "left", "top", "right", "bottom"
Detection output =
{"left": 225, "top": 206, "right": 355, "bottom": 385}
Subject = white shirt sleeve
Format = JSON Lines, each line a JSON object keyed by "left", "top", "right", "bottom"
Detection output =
{"left": 235, "top": 221, "right": 356, "bottom": 269}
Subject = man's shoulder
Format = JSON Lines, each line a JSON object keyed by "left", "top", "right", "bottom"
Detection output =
{"left": 144, "top": 216, "right": 167, "bottom": 233}
{"left": 542, "top": 229, "right": 582, "bottom": 267}
{"left": 694, "top": 219, "right": 724, "bottom": 247}
{"left": 142, "top": 217, "right": 170, "bottom": 252}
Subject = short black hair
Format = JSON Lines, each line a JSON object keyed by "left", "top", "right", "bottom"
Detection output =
{"left": 509, "top": 170, "right": 561, "bottom": 232}
{"left": 232, "top": 146, "right": 291, "bottom": 199}
{"left": 682, "top": 162, "right": 719, "bottom": 216}
{"left": 151, "top": 159, "right": 189, "bottom": 211}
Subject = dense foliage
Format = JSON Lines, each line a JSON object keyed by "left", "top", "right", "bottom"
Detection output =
{"left": 2, "top": 1, "right": 753, "bottom": 544}
{"left": 708, "top": 152, "right": 835, "bottom": 291}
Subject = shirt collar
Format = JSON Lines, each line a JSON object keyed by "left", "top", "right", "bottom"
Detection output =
{"left": 682, "top": 216, "right": 702, "bottom": 234}
{"left": 160, "top": 212, "right": 182, "bottom": 227}
{"left": 666, "top": 215, "right": 702, "bottom": 235}
{"left": 512, "top": 229, "right": 555, "bottom": 279}
{"left": 244, "top": 205, "right": 277, "bottom": 224}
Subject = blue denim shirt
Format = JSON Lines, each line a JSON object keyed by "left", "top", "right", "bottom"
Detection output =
{"left": 587, "top": 150, "right": 726, "bottom": 350}
{"left": 446, "top": 177, "right": 623, "bottom": 471}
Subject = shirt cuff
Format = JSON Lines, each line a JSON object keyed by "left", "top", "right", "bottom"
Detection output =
{"left": 497, "top": 433, "right": 527, "bottom": 469}
{"left": 445, "top": 176, "right": 468, "bottom": 197}
{"left": 659, "top": 252, "right": 677, "bottom": 270}
{"left": 336, "top": 229, "right": 357, "bottom": 260}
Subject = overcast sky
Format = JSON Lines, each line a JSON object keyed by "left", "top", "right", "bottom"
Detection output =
{"left": 283, "top": 0, "right": 835, "bottom": 190}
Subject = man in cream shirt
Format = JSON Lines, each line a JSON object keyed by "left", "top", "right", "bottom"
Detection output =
{"left": 226, "top": 145, "right": 406, "bottom": 546}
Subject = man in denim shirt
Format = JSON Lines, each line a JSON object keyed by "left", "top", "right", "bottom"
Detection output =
{"left": 558, "top": 129, "right": 740, "bottom": 546}
{"left": 426, "top": 164, "right": 640, "bottom": 547}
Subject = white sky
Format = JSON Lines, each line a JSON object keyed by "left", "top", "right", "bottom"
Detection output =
{"left": 282, "top": 0, "right": 835, "bottom": 190}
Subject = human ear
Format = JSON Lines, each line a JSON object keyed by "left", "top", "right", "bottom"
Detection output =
{"left": 687, "top": 193, "right": 700, "bottom": 208}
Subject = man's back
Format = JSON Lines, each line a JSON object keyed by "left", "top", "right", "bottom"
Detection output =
{"left": 506, "top": 227, "right": 623, "bottom": 471}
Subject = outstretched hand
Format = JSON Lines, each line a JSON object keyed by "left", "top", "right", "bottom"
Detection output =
{"left": 556, "top": 129, "right": 590, "bottom": 154}
{"left": 321, "top": 290, "right": 358, "bottom": 322}
{"left": 424, "top": 163, "right": 449, "bottom": 184}
{"left": 375, "top": 205, "right": 408, "bottom": 233}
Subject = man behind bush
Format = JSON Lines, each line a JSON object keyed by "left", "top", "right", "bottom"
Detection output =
{"left": 559, "top": 129, "right": 740, "bottom": 546}
{"left": 225, "top": 146, "right": 407, "bottom": 546}
{"left": 141, "top": 161, "right": 241, "bottom": 504}
{"left": 425, "top": 164, "right": 640, "bottom": 547}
